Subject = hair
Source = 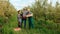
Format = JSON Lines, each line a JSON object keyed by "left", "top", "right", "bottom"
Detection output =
{"left": 18, "top": 10, "right": 20, "bottom": 13}
{"left": 23, "top": 7, "right": 27, "bottom": 11}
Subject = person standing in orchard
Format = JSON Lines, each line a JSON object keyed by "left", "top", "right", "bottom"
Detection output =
{"left": 26, "top": 8, "right": 34, "bottom": 29}
{"left": 17, "top": 10, "right": 22, "bottom": 28}
{"left": 21, "top": 8, "right": 28, "bottom": 28}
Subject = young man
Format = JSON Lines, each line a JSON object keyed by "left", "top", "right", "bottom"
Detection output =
{"left": 26, "top": 8, "right": 34, "bottom": 29}
{"left": 21, "top": 8, "right": 28, "bottom": 28}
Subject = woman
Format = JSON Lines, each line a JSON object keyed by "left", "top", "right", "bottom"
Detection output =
{"left": 26, "top": 8, "right": 34, "bottom": 29}
{"left": 17, "top": 10, "right": 22, "bottom": 28}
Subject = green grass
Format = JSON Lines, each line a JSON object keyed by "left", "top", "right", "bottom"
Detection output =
{"left": 1, "top": 15, "right": 60, "bottom": 34}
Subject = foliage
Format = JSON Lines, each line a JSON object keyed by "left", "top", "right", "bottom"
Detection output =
{"left": 0, "top": 0, "right": 60, "bottom": 34}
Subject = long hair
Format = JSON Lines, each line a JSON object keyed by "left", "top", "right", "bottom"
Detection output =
{"left": 18, "top": 10, "right": 20, "bottom": 14}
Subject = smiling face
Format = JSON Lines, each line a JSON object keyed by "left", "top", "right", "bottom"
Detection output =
{"left": 27, "top": 8, "right": 30, "bottom": 12}
{"left": 23, "top": 8, "right": 27, "bottom": 11}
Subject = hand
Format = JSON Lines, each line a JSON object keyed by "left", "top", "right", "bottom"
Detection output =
{"left": 26, "top": 15, "right": 29, "bottom": 17}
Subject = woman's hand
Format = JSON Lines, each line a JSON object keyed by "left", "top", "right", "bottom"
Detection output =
{"left": 26, "top": 14, "right": 33, "bottom": 17}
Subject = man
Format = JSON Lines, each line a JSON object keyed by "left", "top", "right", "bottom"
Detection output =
{"left": 26, "top": 8, "right": 34, "bottom": 29}
{"left": 21, "top": 8, "right": 28, "bottom": 28}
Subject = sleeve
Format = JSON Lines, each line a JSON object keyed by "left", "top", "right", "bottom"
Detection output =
{"left": 26, "top": 12, "right": 32, "bottom": 14}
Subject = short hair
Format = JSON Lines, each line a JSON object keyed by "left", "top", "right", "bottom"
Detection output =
{"left": 23, "top": 7, "right": 27, "bottom": 10}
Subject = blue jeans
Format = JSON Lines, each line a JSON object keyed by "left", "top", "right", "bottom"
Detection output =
{"left": 21, "top": 19, "right": 26, "bottom": 28}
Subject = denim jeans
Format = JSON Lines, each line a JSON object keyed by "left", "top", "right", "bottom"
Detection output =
{"left": 21, "top": 19, "right": 26, "bottom": 28}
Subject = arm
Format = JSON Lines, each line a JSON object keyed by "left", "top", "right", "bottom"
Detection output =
{"left": 26, "top": 13, "right": 33, "bottom": 17}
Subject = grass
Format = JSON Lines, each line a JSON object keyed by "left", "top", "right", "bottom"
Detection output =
{"left": 0, "top": 15, "right": 60, "bottom": 34}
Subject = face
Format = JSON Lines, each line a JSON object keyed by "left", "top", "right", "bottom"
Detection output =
{"left": 18, "top": 10, "right": 20, "bottom": 14}
{"left": 18, "top": 12, "right": 20, "bottom": 14}
{"left": 23, "top": 9, "right": 27, "bottom": 12}
{"left": 27, "top": 9, "right": 30, "bottom": 11}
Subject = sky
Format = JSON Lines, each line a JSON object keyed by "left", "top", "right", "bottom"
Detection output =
{"left": 9, "top": 0, "right": 35, "bottom": 10}
{"left": 9, "top": 0, "right": 60, "bottom": 11}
